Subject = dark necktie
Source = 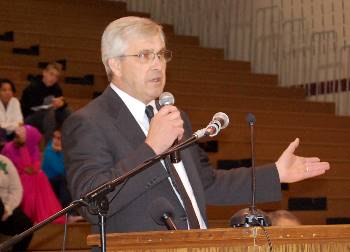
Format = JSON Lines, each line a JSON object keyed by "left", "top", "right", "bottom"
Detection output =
{"left": 145, "top": 105, "right": 200, "bottom": 228}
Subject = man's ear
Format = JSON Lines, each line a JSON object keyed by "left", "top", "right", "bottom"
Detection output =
{"left": 108, "top": 58, "right": 122, "bottom": 77}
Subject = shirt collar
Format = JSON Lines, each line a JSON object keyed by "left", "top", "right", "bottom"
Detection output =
{"left": 109, "top": 83, "right": 157, "bottom": 123}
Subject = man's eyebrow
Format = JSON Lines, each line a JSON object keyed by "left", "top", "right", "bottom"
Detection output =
{"left": 139, "top": 47, "right": 166, "bottom": 52}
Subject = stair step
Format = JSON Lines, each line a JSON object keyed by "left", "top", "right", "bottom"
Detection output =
{"left": 0, "top": 50, "right": 251, "bottom": 76}
{"left": 28, "top": 223, "right": 90, "bottom": 251}
{"left": 208, "top": 141, "right": 350, "bottom": 160}
{"left": 192, "top": 124, "right": 350, "bottom": 145}
{"left": 176, "top": 93, "right": 334, "bottom": 114}
{"left": 186, "top": 108, "right": 350, "bottom": 129}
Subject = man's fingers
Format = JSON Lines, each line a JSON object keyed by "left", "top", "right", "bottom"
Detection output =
{"left": 167, "top": 110, "right": 182, "bottom": 121}
{"left": 155, "top": 105, "right": 183, "bottom": 126}
{"left": 177, "top": 128, "right": 185, "bottom": 141}
{"left": 285, "top": 138, "right": 300, "bottom": 154}
{"left": 307, "top": 161, "right": 330, "bottom": 171}
{"left": 304, "top": 162, "right": 330, "bottom": 178}
{"left": 304, "top": 157, "right": 321, "bottom": 163}
{"left": 305, "top": 168, "right": 327, "bottom": 178}
{"left": 305, "top": 162, "right": 330, "bottom": 177}
{"left": 157, "top": 105, "right": 178, "bottom": 115}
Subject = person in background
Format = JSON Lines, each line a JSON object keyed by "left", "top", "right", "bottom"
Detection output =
{"left": 0, "top": 79, "right": 23, "bottom": 146}
{"left": 42, "top": 129, "right": 72, "bottom": 208}
{"left": 1, "top": 125, "right": 65, "bottom": 224}
{"left": 0, "top": 154, "right": 33, "bottom": 251}
{"left": 268, "top": 210, "right": 301, "bottom": 226}
{"left": 42, "top": 129, "right": 83, "bottom": 222}
{"left": 20, "top": 62, "right": 70, "bottom": 143}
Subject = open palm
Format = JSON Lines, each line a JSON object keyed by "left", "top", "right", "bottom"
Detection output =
{"left": 275, "top": 138, "right": 330, "bottom": 183}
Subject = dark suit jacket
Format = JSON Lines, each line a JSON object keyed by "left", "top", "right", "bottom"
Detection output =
{"left": 62, "top": 86, "right": 281, "bottom": 233}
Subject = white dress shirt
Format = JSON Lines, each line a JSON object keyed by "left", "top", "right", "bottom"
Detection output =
{"left": 0, "top": 97, "right": 23, "bottom": 133}
{"left": 110, "top": 83, "right": 206, "bottom": 229}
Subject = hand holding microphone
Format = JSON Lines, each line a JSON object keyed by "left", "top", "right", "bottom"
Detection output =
{"left": 145, "top": 91, "right": 229, "bottom": 156}
{"left": 145, "top": 93, "right": 184, "bottom": 155}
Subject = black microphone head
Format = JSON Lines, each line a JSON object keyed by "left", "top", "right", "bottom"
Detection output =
{"left": 213, "top": 112, "right": 229, "bottom": 129}
{"left": 246, "top": 113, "right": 256, "bottom": 125}
{"left": 159, "top": 92, "right": 175, "bottom": 106}
{"left": 148, "top": 197, "right": 176, "bottom": 225}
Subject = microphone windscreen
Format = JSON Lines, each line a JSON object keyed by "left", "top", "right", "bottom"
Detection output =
{"left": 213, "top": 112, "right": 229, "bottom": 129}
{"left": 159, "top": 92, "right": 175, "bottom": 106}
{"left": 246, "top": 112, "right": 256, "bottom": 125}
{"left": 148, "top": 197, "right": 176, "bottom": 225}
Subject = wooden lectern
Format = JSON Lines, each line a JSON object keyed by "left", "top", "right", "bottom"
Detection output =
{"left": 87, "top": 224, "right": 350, "bottom": 251}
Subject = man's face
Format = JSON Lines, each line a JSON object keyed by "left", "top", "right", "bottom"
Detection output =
{"left": 111, "top": 35, "right": 167, "bottom": 104}
{"left": 42, "top": 68, "right": 60, "bottom": 87}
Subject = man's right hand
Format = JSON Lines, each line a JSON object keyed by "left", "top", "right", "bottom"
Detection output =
{"left": 145, "top": 105, "right": 184, "bottom": 155}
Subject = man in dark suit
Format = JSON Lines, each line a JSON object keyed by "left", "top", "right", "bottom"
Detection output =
{"left": 62, "top": 16, "right": 329, "bottom": 233}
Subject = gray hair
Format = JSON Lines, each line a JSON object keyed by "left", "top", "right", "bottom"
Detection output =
{"left": 101, "top": 16, "right": 166, "bottom": 81}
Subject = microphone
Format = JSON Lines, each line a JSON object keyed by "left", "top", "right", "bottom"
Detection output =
{"left": 246, "top": 112, "right": 256, "bottom": 126}
{"left": 158, "top": 91, "right": 174, "bottom": 107}
{"left": 204, "top": 112, "right": 229, "bottom": 137}
{"left": 148, "top": 197, "right": 178, "bottom": 230}
{"left": 158, "top": 92, "right": 181, "bottom": 163}
{"left": 230, "top": 113, "right": 271, "bottom": 227}
{"left": 166, "top": 112, "right": 229, "bottom": 156}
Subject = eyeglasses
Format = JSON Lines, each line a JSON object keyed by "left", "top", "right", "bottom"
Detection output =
{"left": 118, "top": 49, "right": 173, "bottom": 63}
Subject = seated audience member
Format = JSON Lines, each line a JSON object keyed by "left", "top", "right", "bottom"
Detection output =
{"left": 268, "top": 210, "right": 301, "bottom": 226}
{"left": 0, "top": 154, "right": 33, "bottom": 251}
{"left": 1, "top": 125, "right": 65, "bottom": 224}
{"left": 0, "top": 79, "right": 23, "bottom": 145}
{"left": 42, "top": 129, "right": 72, "bottom": 208}
{"left": 20, "top": 62, "right": 70, "bottom": 143}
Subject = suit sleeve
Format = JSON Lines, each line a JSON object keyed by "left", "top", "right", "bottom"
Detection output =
{"left": 196, "top": 146, "right": 281, "bottom": 205}
{"left": 182, "top": 112, "right": 282, "bottom": 205}
{"left": 62, "top": 112, "right": 156, "bottom": 223}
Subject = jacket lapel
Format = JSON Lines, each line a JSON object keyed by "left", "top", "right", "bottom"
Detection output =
{"left": 100, "top": 87, "right": 207, "bottom": 221}
{"left": 102, "top": 86, "right": 147, "bottom": 149}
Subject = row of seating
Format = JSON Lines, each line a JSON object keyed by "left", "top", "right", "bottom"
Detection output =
{"left": 1, "top": 1, "right": 350, "bottom": 250}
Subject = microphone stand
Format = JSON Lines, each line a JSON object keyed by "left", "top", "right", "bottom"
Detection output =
{"left": 0, "top": 128, "right": 208, "bottom": 252}
{"left": 230, "top": 113, "right": 271, "bottom": 227}
{"left": 0, "top": 199, "right": 87, "bottom": 252}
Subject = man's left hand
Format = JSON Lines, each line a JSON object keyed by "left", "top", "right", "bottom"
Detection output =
{"left": 276, "top": 138, "right": 330, "bottom": 183}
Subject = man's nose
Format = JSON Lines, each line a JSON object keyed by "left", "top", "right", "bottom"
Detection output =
{"left": 150, "top": 53, "right": 163, "bottom": 68}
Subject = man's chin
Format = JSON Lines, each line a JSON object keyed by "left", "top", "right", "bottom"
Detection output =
{"left": 154, "top": 89, "right": 165, "bottom": 100}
